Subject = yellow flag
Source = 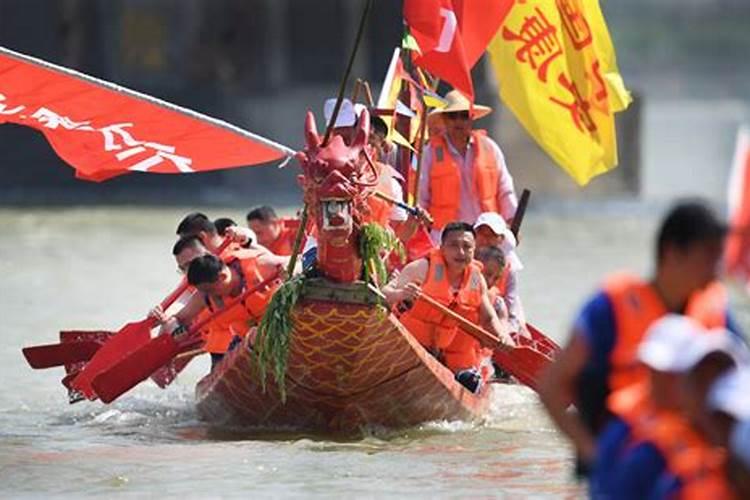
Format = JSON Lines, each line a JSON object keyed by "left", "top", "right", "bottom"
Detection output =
{"left": 487, "top": 0, "right": 631, "bottom": 185}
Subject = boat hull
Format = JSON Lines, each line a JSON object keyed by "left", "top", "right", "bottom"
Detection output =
{"left": 195, "top": 281, "right": 490, "bottom": 433}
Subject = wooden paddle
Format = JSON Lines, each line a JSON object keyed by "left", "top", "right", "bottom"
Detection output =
{"left": 21, "top": 281, "right": 189, "bottom": 372}
{"left": 373, "top": 190, "right": 434, "bottom": 227}
{"left": 91, "top": 270, "right": 282, "bottom": 404}
{"left": 23, "top": 340, "right": 102, "bottom": 369}
{"left": 67, "top": 279, "right": 192, "bottom": 400}
{"left": 415, "top": 291, "right": 553, "bottom": 392}
{"left": 510, "top": 188, "right": 531, "bottom": 240}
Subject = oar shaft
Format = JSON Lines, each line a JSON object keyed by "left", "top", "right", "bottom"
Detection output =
{"left": 374, "top": 190, "right": 433, "bottom": 225}
{"left": 416, "top": 292, "right": 501, "bottom": 348}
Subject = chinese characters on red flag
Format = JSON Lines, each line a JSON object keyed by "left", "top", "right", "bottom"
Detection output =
{"left": 0, "top": 47, "right": 293, "bottom": 182}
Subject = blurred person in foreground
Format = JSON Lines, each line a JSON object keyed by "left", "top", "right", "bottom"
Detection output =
{"left": 538, "top": 200, "right": 740, "bottom": 478}
{"left": 591, "top": 316, "right": 742, "bottom": 499}
{"left": 727, "top": 416, "right": 750, "bottom": 498}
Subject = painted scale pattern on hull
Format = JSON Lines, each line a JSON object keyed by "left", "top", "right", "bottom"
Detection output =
{"left": 195, "top": 300, "right": 490, "bottom": 433}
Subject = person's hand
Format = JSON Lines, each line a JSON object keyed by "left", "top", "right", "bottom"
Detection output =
{"left": 156, "top": 317, "right": 182, "bottom": 337}
{"left": 400, "top": 282, "right": 422, "bottom": 302}
{"left": 224, "top": 226, "right": 253, "bottom": 245}
{"left": 148, "top": 305, "right": 168, "bottom": 324}
{"left": 411, "top": 206, "right": 433, "bottom": 228}
{"left": 497, "top": 333, "right": 516, "bottom": 351}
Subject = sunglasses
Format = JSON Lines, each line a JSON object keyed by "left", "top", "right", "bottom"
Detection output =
{"left": 444, "top": 111, "right": 470, "bottom": 120}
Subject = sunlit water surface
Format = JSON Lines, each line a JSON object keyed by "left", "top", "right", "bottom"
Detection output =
{"left": 2, "top": 205, "right": 746, "bottom": 498}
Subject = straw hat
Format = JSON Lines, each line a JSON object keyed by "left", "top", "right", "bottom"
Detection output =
{"left": 430, "top": 90, "right": 492, "bottom": 120}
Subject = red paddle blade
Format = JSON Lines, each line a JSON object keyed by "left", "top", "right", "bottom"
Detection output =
{"left": 91, "top": 334, "right": 181, "bottom": 403}
{"left": 22, "top": 341, "right": 101, "bottom": 369}
{"left": 150, "top": 355, "right": 194, "bottom": 388}
{"left": 525, "top": 323, "right": 561, "bottom": 353}
{"left": 493, "top": 346, "right": 553, "bottom": 392}
{"left": 69, "top": 319, "right": 153, "bottom": 399}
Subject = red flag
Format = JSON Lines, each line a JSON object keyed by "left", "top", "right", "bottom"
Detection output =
{"left": 0, "top": 47, "right": 293, "bottom": 182}
{"left": 452, "top": 0, "right": 515, "bottom": 67}
{"left": 404, "top": 0, "right": 474, "bottom": 100}
{"left": 725, "top": 126, "right": 750, "bottom": 289}
{"left": 404, "top": 0, "right": 514, "bottom": 100}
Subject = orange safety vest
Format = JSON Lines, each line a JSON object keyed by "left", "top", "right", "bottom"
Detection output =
{"left": 609, "top": 383, "right": 735, "bottom": 500}
{"left": 267, "top": 224, "right": 297, "bottom": 256}
{"left": 203, "top": 257, "right": 281, "bottom": 354}
{"left": 428, "top": 130, "right": 500, "bottom": 229}
{"left": 399, "top": 249, "right": 484, "bottom": 355}
{"left": 604, "top": 274, "right": 727, "bottom": 392}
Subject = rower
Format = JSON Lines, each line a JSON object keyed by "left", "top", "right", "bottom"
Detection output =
{"left": 474, "top": 212, "right": 526, "bottom": 334}
{"left": 475, "top": 245, "right": 509, "bottom": 321}
{"left": 214, "top": 217, "right": 238, "bottom": 238}
{"left": 382, "top": 221, "right": 515, "bottom": 393}
{"left": 246, "top": 206, "right": 296, "bottom": 256}
{"left": 177, "top": 212, "right": 253, "bottom": 258}
{"left": 538, "top": 200, "right": 739, "bottom": 479}
{"left": 186, "top": 254, "right": 282, "bottom": 363}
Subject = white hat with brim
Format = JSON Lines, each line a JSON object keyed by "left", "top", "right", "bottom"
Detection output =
{"left": 324, "top": 98, "right": 359, "bottom": 129}
{"left": 429, "top": 90, "right": 492, "bottom": 120}
{"left": 707, "top": 368, "right": 750, "bottom": 420}
{"left": 637, "top": 315, "right": 706, "bottom": 372}
{"left": 474, "top": 212, "right": 523, "bottom": 271}
{"left": 671, "top": 328, "right": 742, "bottom": 373}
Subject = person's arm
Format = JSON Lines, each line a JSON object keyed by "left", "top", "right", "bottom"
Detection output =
{"left": 502, "top": 270, "right": 526, "bottom": 333}
{"left": 381, "top": 259, "right": 428, "bottom": 306}
{"left": 478, "top": 275, "right": 516, "bottom": 348}
{"left": 257, "top": 252, "right": 295, "bottom": 277}
{"left": 148, "top": 291, "right": 207, "bottom": 336}
{"left": 488, "top": 139, "right": 518, "bottom": 222}
{"left": 538, "top": 332, "right": 597, "bottom": 463}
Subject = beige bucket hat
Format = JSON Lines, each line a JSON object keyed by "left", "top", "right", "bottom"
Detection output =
{"left": 429, "top": 90, "right": 492, "bottom": 120}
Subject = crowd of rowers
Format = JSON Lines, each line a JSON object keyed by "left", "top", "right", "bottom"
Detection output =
{"left": 537, "top": 201, "right": 750, "bottom": 498}
{"left": 148, "top": 90, "right": 525, "bottom": 394}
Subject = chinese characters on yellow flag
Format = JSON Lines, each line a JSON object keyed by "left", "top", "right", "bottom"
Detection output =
{"left": 487, "top": 0, "right": 631, "bottom": 185}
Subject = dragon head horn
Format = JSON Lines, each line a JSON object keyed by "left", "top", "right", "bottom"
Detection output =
{"left": 304, "top": 110, "right": 320, "bottom": 148}
{"left": 350, "top": 107, "right": 370, "bottom": 153}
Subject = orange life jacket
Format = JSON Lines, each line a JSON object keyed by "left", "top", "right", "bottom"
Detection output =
{"left": 399, "top": 248, "right": 484, "bottom": 352}
{"left": 203, "top": 257, "right": 281, "bottom": 354}
{"left": 428, "top": 130, "right": 500, "bottom": 229}
{"left": 604, "top": 274, "right": 727, "bottom": 392}
{"left": 609, "top": 383, "right": 735, "bottom": 500}
{"left": 267, "top": 224, "right": 297, "bottom": 256}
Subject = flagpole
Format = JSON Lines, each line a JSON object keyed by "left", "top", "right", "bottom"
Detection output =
{"left": 321, "top": 0, "right": 372, "bottom": 147}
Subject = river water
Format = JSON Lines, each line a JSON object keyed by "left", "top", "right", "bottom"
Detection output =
{"left": 2, "top": 204, "right": 745, "bottom": 498}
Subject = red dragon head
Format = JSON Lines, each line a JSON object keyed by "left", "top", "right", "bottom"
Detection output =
{"left": 295, "top": 109, "right": 378, "bottom": 282}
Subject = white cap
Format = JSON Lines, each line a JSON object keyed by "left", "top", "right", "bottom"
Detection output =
{"left": 730, "top": 419, "right": 750, "bottom": 468}
{"left": 637, "top": 315, "right": 706, "bottom": 372}
{"left": 473, "top": 212, "right": 523, "bottom": 271}
{"left": 707, "top": 368, "right": 750, "bottom": 419}
{"left": 324, "top": 98, "right": 360, "bottom": 129}
{"left": 673, "top": 328, "right": 740, "bottom": 372}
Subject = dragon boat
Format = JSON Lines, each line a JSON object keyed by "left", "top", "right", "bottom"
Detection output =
{"left": 195, "top": 112, "right": 500, "bottom": 432}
